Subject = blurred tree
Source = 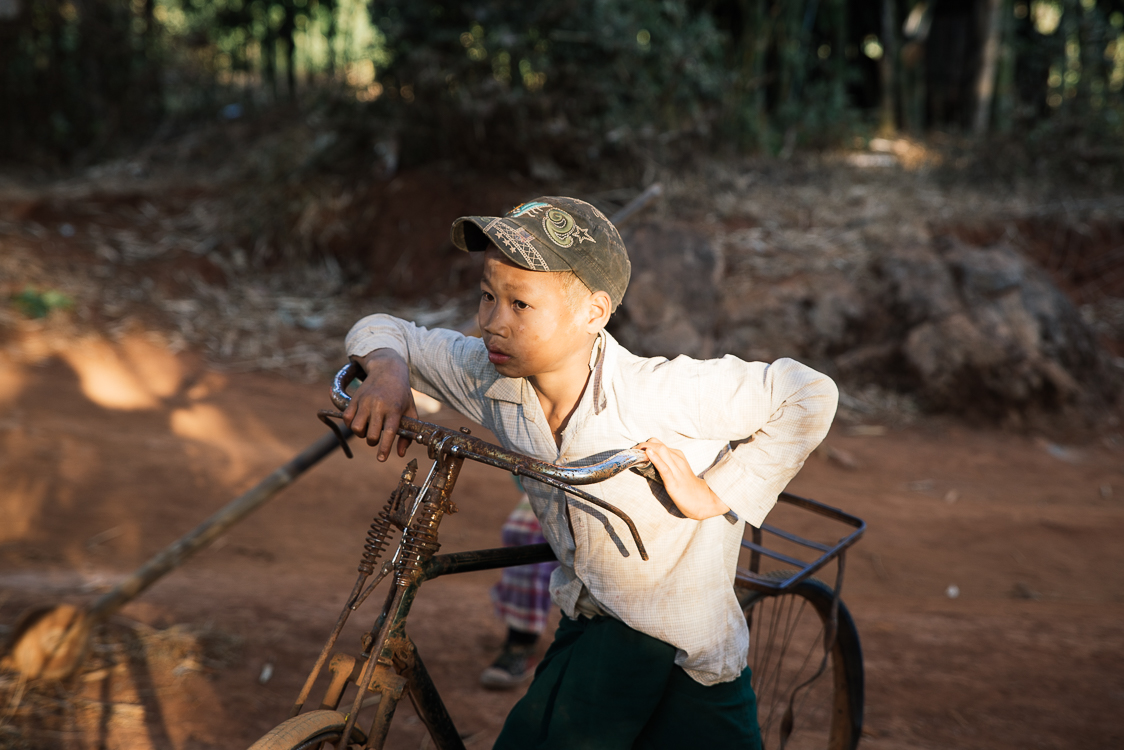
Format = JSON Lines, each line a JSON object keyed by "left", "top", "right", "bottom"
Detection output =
{"left": 2, "top": 0, "right": 1124, "bottom": 169}
{"left": 0, "top": 0, "right": 163, "bottom": 161}
{"left": 975, "top": 0, "right": 1004, "bottom": 132}
{"left": 368, "top": 1, "right": 730, "bottom": 170}
{"left": 879, "top": 0, "right": 899, "bottom": 134}
{"left": 900, "top": 1, "right": 936, "bottom": 133}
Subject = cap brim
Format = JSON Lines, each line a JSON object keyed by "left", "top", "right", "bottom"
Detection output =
{"left": 450, "top": 215, "right": 569, "bottom": 273}
{"left": 450, "top": 216, "right": 495, "bottom": 253}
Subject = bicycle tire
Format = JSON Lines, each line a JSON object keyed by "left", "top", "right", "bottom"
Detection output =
{"left": 247, "top": 709, "right": 367, "bottom": 750}
{"left": 737, "top": 572, "right": 864, "bottom": 750}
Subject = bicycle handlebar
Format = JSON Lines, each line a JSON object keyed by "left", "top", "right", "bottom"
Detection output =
{"left": 329, "top": 361, "right": 652, "bottom": 484}
{"left": 324, "top": 362, "right": 652, "bottom": 560}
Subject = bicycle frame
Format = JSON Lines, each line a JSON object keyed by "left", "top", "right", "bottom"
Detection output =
{"left": 282, "top": 448, "right": 864, "bottom": 750}
{"left": 284, "top": 422, "right": 561, "bottom": 750}
{"left": 319, "top": 543, "right": 559, "bottom": 750}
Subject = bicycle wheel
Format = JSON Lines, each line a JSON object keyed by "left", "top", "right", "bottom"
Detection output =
{"left": 247, "top": 710, "right": 367, "bottom": 750}
{"left": 737, "top": 573, "right": 863, "bottom": 750}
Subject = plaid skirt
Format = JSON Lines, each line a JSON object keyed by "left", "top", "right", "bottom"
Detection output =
{"left": 491, "top": 495, "right": 560, "bottom": 634}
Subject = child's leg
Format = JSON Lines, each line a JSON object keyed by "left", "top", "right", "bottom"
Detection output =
{"left": 483, "top": 496, "right": 559, "bottom": 688}
{"left": 491, "top": 495, "right": 559, "bottom": 636}
{"left": 494, "top": 616, "right": 678, "bottom": 750}
{"left": 633, "top": 666, "right": 762, "bottom": 750}
{"left": 481, "top": 560, "right": 555, "bottom": 688}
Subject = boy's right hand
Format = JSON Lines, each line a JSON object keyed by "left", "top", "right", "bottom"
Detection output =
{"left": 342, "top": 349, "right": 418, "bottom": 461}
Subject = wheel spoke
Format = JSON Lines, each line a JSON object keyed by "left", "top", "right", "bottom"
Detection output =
{"left": 754, "top": 594, "right": 797, "bottom": 742}
{"left": 761, "top": 596, "right": 792, "bottom": 733}
{"left": 756, "top": 597, "right": 787, "bottom": 737}
{"left": 763, "top": 594, "right": 809, "bottom": 736}
{"left": 775, "top": 616, "right": 824, "bottom": 710}
{"left": 742, "top": 575, "right": 863, "bottom": 750}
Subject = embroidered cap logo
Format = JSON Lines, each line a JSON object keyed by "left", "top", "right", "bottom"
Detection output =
{"left": 543, "top": 207, "right": 594, "bottom": 248}
{"left": 508, "top": 200, "right": 549, "bottom": 218}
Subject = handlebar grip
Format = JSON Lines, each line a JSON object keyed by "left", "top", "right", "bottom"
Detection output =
{"left": 331, "top": 361, "right": 365, "bottom": 411}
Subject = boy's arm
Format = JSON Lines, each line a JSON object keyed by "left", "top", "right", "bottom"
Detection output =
{"left": 343, "top": 314, "right": 492, "bottom": 460}
{"left": 655, "top": 356, "right": 838, "bottom": 527}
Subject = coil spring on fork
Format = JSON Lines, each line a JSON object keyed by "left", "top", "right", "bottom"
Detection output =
{"left": 358, "top": 502, "right": 395, "bottom": 575}
{"left": 357, "top": 459, "right": 419, "bottom": 575}
{"left": 396, "top": 499, "right": 442, "bottom": 583}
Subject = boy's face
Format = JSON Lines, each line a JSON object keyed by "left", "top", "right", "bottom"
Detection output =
{"left": 478, "top": 249, "right": 594, "bottom": 380}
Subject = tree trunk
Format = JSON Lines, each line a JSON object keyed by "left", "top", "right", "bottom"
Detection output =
{"left": 140, "top": 0, "right": 162, "bottom": 119}
{"left": 1077, "top": 0, "right": 1106, "bottom": 113}
{"left": 973, "top": 0, "right": 1004, "bottom": 134}
{"left": 324, "top": 0, "right": 337, "bottom": 78}
{"left": 753, "top": 0, "right": 770, "bottom": 150}
{"left": 831, "top": 0, "right": 847, "bottom": 115}
{"left": 994, "top": 0, "right": 1015, "bottom": 132}
{"left": 285, "top": 38, "right": 296, "bottom": 102}
{"left": 280, "top": 8, "right": 297, "bottom": 102}
{"left": 777, "top": 1, "right": 796, "bottom": 109}
{"left": 879, "top": 0, "right": 898, "bottom": 135}
{"left": 264, "top": 36, "right": 278, "bottom": 102}
{"left": 790, "top": 0, "right": 820, "bottom": 103}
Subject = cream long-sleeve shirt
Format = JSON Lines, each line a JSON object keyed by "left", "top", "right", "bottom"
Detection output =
{"left": 346, "top": 315, "right": 837, "bottom": 685}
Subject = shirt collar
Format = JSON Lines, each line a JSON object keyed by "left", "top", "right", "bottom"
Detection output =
{"left": 590, "top": 329, "right": 611, "bottom": 415}
{"left": 481, "top": 329, "right": 616, "bottom": 416}
{"left": 483, "top": 375, "right": 523, "bottom": 405}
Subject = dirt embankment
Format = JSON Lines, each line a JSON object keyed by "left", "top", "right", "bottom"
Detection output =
{"left": 5, "top": 139, "right": 1121, "bottom": 423}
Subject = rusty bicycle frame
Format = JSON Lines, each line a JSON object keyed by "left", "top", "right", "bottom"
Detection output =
{"left": 272, "top": 362, "right": 865, "bottom": 750}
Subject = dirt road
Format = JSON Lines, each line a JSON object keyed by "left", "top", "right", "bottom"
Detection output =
{"left": 1, "top": 331, "right": 1122, "bottom": 749}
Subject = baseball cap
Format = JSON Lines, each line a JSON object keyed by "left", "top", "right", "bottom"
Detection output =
{"left": 450, "top": 196, "right": 631, "bottom": 311}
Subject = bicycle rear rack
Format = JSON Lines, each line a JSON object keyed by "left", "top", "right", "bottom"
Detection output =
{"left": 422, "top": 491, "right": 865, "bottom": 598}
{"left": 735, "top": 491, "right": 866, "bottom": 594}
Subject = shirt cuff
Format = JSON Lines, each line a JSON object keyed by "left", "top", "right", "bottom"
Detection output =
{"left": 703, "top": 451, "right": 779, "bottom": 528}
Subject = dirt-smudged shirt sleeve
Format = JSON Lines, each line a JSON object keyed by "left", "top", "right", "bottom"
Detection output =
{"left": 622, "top": 353, "right": 837, "bottom": 528}
{"left": 694, "top": 356, "right": 837, "bottom": 527}
{"left": 345, "top": 313, "right": 493, "bottom": 430}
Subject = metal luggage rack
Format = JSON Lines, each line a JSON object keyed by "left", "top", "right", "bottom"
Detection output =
{"left": 735, "top": 491, "right": 866, "bottom": 593}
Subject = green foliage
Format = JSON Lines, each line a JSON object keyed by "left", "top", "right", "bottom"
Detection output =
{"left": 363, "top": 0, "right": 875, "bottom": 167}
{"left": 155, "top": 0, "right": 386, "bottom": 109}
{"left": 0, "top": 0, "right": 163, "bottom": 161}
{"left": 11, "top": 287, "right": 73, "bottom": 319}
{"left": 370, "top": 1, "right": 732, "bottom": 168}
{"left": 0, "top": 0, "right": 384, "bottom": 160}
{"left": 5, "top": 0, "right": 1124, "bottom": 169}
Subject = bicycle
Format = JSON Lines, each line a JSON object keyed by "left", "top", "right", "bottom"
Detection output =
{"left": 247, "top": 362, "right": 866, "bottom": 750}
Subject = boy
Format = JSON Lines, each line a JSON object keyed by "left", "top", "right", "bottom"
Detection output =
{"left": 342, "top": 196, "right": 837, "bottom": 748}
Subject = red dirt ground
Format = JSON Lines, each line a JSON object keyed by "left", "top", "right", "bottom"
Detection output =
{"left": 1, "top": 331, "right": 1123, "bottom": 749}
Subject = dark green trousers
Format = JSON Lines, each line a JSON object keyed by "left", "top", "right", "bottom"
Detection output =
{"left": 494, "top": 615, "right": 762, "bottom": 750}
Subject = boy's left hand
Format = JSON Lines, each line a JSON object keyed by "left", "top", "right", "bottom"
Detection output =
{"left": 635, "top": 438, "right": 731, "bottom": 521}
